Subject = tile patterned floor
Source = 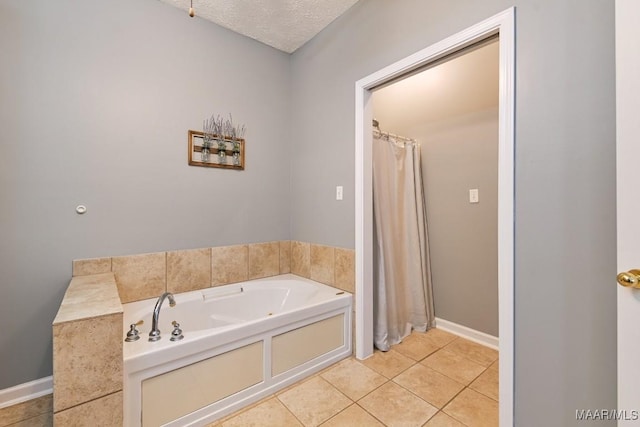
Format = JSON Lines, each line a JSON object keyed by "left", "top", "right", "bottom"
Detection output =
{"left": 0, "top": 329, "right": 497, "bottom": 427}
{"left": 210, "top": 329, "right": 499, "bottom": 427}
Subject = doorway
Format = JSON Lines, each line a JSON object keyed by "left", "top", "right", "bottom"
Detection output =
{"left": 354, "top": 8, "right": 514, "bottom": 425}
{"left": 371, "top": 37, "right": 499, "bottom": 349}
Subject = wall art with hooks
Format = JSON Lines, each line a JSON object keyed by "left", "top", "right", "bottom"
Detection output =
{"left": 188, "top": 114, "right": 246, "bottom": 170}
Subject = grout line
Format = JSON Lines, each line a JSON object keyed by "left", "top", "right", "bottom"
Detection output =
{"left": 53, "top": 389, "right": 121, "bottom": 415}
{"left": 354, "top": 401, "right": 388, "bottom": 426}
{"left": 220, "top": 331, "right": 497, "bottom": 426}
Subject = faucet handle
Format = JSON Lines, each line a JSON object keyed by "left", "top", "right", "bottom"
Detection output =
{"left": 170, "top": 321, "right": 184, "bottom": 341}
{"left": 125, "top": 320, "right": 144, "bottom": 342}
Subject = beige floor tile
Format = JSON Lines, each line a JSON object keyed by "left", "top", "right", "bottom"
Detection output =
{"left": 424, "top": 328, "right": 459, "bottom": 347}
{"left": 421, "top": 349, "right": 485, "bottom": 385}
{"left": 221, "top": 398, "right": 302, "bottom": 427}
{"left": 5, "top": 412, "right": 52, "bottom": 427}
{"left": 278, "top": 376, "right": 351, "bottom": 427}
{"left": 422, "top": 411, "right": 466, "bottom": 427}
{"left": 469, "top": 368, "right": 499, "bottom": 401}
{"left": 394, "top": 333, "right": 442, "bottom": 361}
{"left": 444, "top": 339, "right": 498, "bottom": 367}
{"left": 393, "top": 364, "right": 465, "bottom": 409}
{"left": 361, "top": 349, "right": 415, "bottom": 379}
{"left": 213, "top": 395, "right": 274, "bottom": 425}
{"left": 358, "top": 382, "right": 438, "bottom": 427}
{"left": 275, "top": 373, "right": 321, "bottom": 396}
{"left": 489, "top": 359, "right": 499, "bottom": 373}
{"left": 320, "top": 404, "right": 384, "bottom": 426}
{"left": 444, "top": 388, "right": 498, "bottom": 427}
{"left": 0, "top": 394, "right": 52, "bottom": 426}
{"left": 321, "top": 358, "right": 388, "bottom": 400}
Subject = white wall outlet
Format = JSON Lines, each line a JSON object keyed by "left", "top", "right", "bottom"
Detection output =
{"left": 469, "top": 188, "right": 479, "bottom": 203}
{"left": 336, "top": 186, "right": 343, "bottom": 201}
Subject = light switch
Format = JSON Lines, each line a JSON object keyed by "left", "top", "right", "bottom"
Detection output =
{"left": 336, "top": 186, "right": 343, "bottom": 201}
{"left": 469, "top": 189, "right": 479, "bottom": 203}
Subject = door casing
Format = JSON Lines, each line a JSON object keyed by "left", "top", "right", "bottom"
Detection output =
{"left": 354, "top": 7, "right": 515, "bottom": 425}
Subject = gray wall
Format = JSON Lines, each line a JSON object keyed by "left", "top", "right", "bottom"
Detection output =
{"left": 290, "top": 0, "right": 616, "bottom": 425}
{"left": 0, "top": 0, "right": 290, "bottom": 389}
{"left": 411, "top": 109, "right": 498, "bottom": 337}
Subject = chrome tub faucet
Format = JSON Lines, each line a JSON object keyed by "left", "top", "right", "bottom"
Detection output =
{"left": 148, "top": 292, "right": 176, "bottom": 341}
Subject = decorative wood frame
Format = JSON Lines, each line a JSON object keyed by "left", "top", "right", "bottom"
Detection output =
{"left": 188, "top": 130, "right": 245, "bottom": 170}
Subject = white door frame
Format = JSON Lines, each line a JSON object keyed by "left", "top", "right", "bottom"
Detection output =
{"left": 616, "top": 0, "right": 640, "bottom": 423}
{"left": 354, "top": 8, "right": 515, "bottom": 425}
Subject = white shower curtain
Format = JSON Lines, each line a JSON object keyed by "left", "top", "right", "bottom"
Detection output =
{"left": 373, "top": 132, "right": 435, "bottom": 351}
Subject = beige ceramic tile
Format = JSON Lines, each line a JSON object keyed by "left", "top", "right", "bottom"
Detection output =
{"left": 52, "top": 315, "right": 122, "bottom": 412}
{"left": 444, "top": 338, "right": 498, "bottom": 367}
{"left": 310, "top": 244, "right": 334, "bottom": 285}
{"left": 167, "top": 248, "right": 211, "bottom": 293}
{"left": 358, "top": 382, "right": 438, "bottom": 427}
{"left": 291, "top": 241, "right": 310, "bottom": 278}
{"left": 72, "top": 257, "right": 111, "bottom": 277}
{"left": 423, "top": 411, "right": 466, "bottom": 427}
{"left": 443, "top": 388, "right": 498, "bottom": 427}
{"left": 53, "top": 273, "right": 122, "bottom": 324}
{"left": 394, "top": 332, "right": 441, "bottom": 361}
{"left": 277, "top": 376, "right": 351, "bottom": 426}
{"left": 53, "top": 391, "right": 122, "bottom": 427}
{"left": 280, "top": 241, "right": 291, "bottom": 274}
{"left": 424, "top": 328, "right": 459, "bottom": 348}
{"left": 211, "top": 245, "right": 248, "bottom": 286}
{"left": 248, "top": 242, "right": 280, "bottom": 280}
{"left": 469, "top": 367, "right": 499, "bottom": 401}
{"left": 221, "top": 398, "right": 302, "bottom": 427}
{"left": 421, "top": 349, "right": 485, "bottom": 385}
{"left": 5, "top": 411, "right": 52, "bottom": 427}
{"left": 275, "top": 373, "right": 320, "bottom": 397}
{"left": 489, "top": 359, "right": 499, "bottom": 373}
{"left": 111, "top": 252, "right": 166, "bottom": 303}
{"left": 334, "top": 248, "right": 355, "bottom": 293}
{"left": 360, "top": 349, "right": 415, "bottom": 379}
{"left": 0, "top": 394, "right": 52, "bottom": 426}
{"left": 320, "top": 358, "right": 387, "bottom": 401}
{"left": 393, "top": 364, "right": 464, "bottom": 409}
{"left": 320, "top": 404, "right": 384, "bottom": 426}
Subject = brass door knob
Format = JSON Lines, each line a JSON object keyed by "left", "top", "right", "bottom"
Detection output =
{"left": 617, "top": 269, "right": 640, "bottom": 288}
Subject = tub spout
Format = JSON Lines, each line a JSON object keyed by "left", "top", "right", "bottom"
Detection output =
{"left": 148, "top": 292, "right": 176, "bottom": 342}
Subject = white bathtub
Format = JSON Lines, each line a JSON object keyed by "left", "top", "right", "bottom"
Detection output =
{"left": 122, "top": 274, "right": 352, "bottom": 427}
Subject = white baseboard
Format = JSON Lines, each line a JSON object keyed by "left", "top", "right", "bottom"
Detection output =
{"left": 435, "top": 317, "right": 499, "bottom": 350}
{"left": 0, "top": 376, "right": 52, "bottom": 409}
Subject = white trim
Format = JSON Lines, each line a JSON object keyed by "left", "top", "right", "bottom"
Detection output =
{"left": 0, "top": 376, "right": 53, "bottom": 409}
{"left": 435, "top": 318, "right": 499, "bottom": 351}
{"left": 354, "top": 8, "right": 515, "bottom": 426}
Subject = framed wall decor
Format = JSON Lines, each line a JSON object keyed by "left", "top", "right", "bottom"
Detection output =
{"left": 188, "top": 130, "right": 245, "bottom": 170}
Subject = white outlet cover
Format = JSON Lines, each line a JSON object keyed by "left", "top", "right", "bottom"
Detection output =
{"left": 469, "top": 189, "right": 479, "bottom": 203}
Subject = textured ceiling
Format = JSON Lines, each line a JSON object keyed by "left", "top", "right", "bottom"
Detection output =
{"left": 159, "top": 0, "right": 360, "bottom": 53}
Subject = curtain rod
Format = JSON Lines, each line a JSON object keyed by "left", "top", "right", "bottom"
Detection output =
{"left": 373, "top": 128, "right": 417, "bottom": 144}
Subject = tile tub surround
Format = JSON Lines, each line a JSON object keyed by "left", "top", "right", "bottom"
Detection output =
{"left": 291, "top": 242, "right": 355, "bottom": 294}
{"left": 52, "top": 272, "right": 123, "bottom": 423}
{"left": 72, "top": 241, "right": 354, "bottom": 303}
{"left": 55, "top": 241, "right": 353, "bottom": 423}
